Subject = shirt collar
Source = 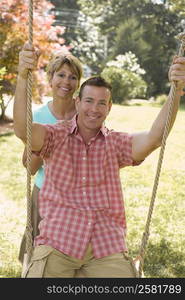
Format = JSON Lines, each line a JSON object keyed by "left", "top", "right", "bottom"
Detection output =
{"left": 69, "top": 114, "right": 78, "bottom": 134}
{"left": 69, "top": 114, "right": 108, "bottom": 138}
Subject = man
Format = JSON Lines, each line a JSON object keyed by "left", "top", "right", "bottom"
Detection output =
{"left": 13, "top": 58, "right": 185, "bottom": 277}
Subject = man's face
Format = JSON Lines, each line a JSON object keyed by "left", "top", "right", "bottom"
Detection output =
{"left": 76, "top": 85, "right": 112, "bottom": 135}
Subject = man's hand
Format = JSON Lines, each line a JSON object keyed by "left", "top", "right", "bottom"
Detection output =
{"left": 169, "top": 56, "right": 185, "bottom": 95}
{"left": 18, "top": 42, "right": 41, "bottom": 79}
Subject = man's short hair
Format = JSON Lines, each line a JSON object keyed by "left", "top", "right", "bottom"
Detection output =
{"left": 79, "top": 76, "right": 112, "bottom": 101}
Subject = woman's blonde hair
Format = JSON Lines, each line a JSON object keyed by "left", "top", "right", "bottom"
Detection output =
{"left": 47, "top": 52, "right": 83, "bottom": 87}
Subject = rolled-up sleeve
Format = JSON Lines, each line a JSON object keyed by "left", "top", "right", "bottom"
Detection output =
{"left": 34, "top": 123, "right": 64, "bottom": 160}
{"left": 39, "top": 124, "right": 56, "bottom": 159}
{"left": 115, "top": 132, "right": 143, "bottom": 167}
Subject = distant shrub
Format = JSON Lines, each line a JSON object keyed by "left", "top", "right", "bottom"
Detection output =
{"left": 155, "top": 94, "right": 168, "bottom": 105}
{"left": 101, "top": 66, "right": 147, "bottom": 103}
{"left": 101, "top": 52, "right": 147, "bottom": 103}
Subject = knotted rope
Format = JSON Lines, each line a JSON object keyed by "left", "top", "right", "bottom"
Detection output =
{"left": 138, "top": 32, "right": 185, "bottom": 278}
{"left": 24, "top": 0, "right": 33, "bottom": 269}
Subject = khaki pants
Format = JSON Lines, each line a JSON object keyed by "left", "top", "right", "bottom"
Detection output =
{"left": 24, "top": 244, "right": 138, "bottom": 278}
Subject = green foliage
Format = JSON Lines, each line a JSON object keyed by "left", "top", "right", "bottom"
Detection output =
{"left": 155, "top": 94, "right": 168, "bottom": 105}
{"left": 51, "top": 0, "right": 79, "bottom": 9}
{"left": 77, "top": 0, "right": 184, "bottom": 97}
{"left": 168, "top": 0, "right": 185, "bottom": 16}
{"left": 113, "top": 18, "right": 150, "bottom": 61}
{"left": 0, "top": 67, "right": 6, "bottom": 90}
{"left": 101, "top": 53, "right": 147, "bottom": 103}
{"left": 51, "top": 0, "right": 104, "bottom": 72}
{"left": 0, "top": 67, "right": 6, "bottom": 76}
{"left": 0, "top": 0, "right": 67, "bottom": 119}
{"left": 69, "top": 18, "right": 105, "bottom": 72}
{"left": 52, "top": 0, "right": 185, "bottom": 90}
{"left": 0, "top": 67, "right": 8, "bottom": 119}
{"left": 106, "top": 53, "right": 146, "bottom": 75}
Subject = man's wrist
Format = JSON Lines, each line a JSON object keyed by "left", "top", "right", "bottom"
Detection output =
{"left": 176, "top": 89, "right": 184, "bottom": 96}
{"left": 17, "top": 74, "right": 28, "bottom": 81}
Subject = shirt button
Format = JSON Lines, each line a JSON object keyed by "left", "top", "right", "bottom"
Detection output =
{"left": 82, "top": 157, "right": 86, "bottom": 160}
{"left": 88, "top": 222, "right": 91, "bottom": 225}
{"left": 83, "top": 191, "right": 86, "bottom": 195}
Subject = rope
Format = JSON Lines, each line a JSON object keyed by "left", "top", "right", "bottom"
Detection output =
{"left": 24, "top": 0, "right": 33, "bottom": 269}
{"left": 138, "top": 32, "right": 185, "bottom": 278}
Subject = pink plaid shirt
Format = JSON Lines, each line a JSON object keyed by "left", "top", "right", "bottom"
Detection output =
{"left": 35, "top": 116, "right": 142, "bottom": 259}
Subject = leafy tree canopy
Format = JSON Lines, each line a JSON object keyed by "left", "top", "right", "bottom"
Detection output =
{"left": 77, "top": 0, "right": 184, "bottom": 96}
{"left": 0, "top": 0, "right": 67, "bottom": 119}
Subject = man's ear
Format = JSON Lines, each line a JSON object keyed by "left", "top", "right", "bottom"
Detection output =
{"left": 108, "top": 101, "right": 112, "bottom": 114}
{"left": 75, "top": 96, "right": 80, "bottom": 112}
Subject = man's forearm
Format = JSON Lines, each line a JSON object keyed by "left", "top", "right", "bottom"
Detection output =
{"left": 149, "top": 90, "right": 181, "bottom": 146}
{"left": 22, "top": 148, "right": 43, "bottom": 175}
{"left": 13, "top": 75, "right": 30, "bottom": 142}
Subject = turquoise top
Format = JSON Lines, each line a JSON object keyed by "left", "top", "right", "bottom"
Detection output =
{"left": 33, "top": 101, "right": 57, "bottom": 188}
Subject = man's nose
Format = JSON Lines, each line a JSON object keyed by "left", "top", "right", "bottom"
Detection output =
{"left": 91, "top": 103, "right": 99, "bottom": 112}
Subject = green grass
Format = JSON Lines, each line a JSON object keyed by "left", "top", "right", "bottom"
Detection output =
{"left": 0, "top": 133, "right": 26, "bottom": 277}
{"left": 0, "top": 103, "right": 185, "bottom": 278}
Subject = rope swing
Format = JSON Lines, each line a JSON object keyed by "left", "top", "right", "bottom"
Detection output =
{"left": 23, "top": 0, "right": 185, "bottom": 278}
{"left": 137, "top": 32, "right": 185, "bottom": 277}
{"left": 23, "top": 0, "right": 33, "bottom": 272}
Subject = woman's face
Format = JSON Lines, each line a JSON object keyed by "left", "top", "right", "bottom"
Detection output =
{"left": 51, "top": 63, "right": 79, "bottom": 99}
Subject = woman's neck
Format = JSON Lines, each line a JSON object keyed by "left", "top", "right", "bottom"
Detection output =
{"left": 48, "top": 98, "right": 76, "bottom": 120}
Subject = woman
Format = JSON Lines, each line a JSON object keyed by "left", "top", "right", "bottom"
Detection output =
{"left": 15, "top": 42, "right": 83, "bottom": 265}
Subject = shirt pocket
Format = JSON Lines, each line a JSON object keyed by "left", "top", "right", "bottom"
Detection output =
{"left": 47, "top": 144, "right": 75, "bottom": 192}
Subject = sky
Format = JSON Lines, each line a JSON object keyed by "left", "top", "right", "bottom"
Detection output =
{"left": 152, "top": 0, "right": 165, "bottom": 3}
